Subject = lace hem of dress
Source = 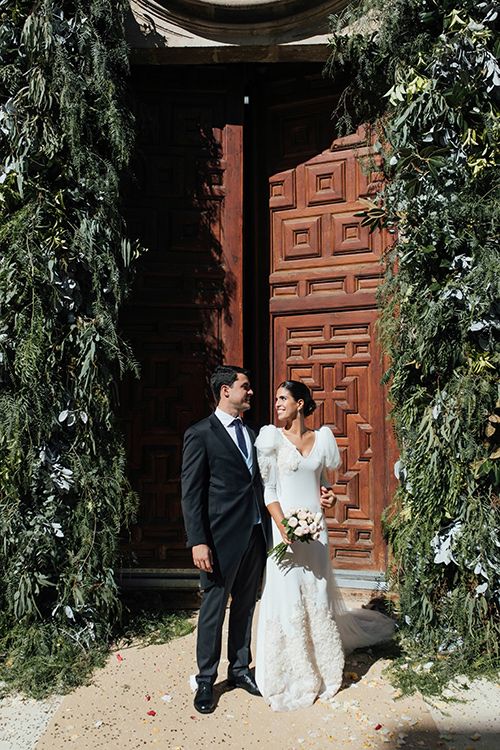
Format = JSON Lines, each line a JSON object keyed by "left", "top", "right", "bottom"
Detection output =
{"left": 257, "top": 582, "right": 345, "bottom": 712}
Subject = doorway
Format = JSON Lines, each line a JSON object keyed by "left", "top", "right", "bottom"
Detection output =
{"left": 120, "top": 63, "right": 394, "bottom": 577}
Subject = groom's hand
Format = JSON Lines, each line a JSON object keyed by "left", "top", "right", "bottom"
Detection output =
{"left": 320, "top": 486, "right": 336, "bottom": 509}
{"left": 192, "top": 544, "right": 213, "bottom": 573}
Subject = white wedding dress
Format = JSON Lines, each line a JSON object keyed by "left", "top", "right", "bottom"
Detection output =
{"left": 254, "top": 424, "right": 395, "bottom": 712}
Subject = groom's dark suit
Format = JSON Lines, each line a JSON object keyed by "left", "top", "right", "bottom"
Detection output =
{"left": 181, "top": 413, "right": 270, "bottom": 684}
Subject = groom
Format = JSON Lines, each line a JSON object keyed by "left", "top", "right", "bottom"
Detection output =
{"left": 181, "top": 365, "right": 270, "bottom": 714}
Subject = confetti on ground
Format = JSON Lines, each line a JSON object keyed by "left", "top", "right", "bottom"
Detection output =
{"left": 94, "top": 720, "right": 103, "bottom": 728}
{"left": 189, "top": 674, "right": 197, "bottom": 692}
{"left": 374, "top": 724, "right": 383, "bottom": 730}
{"left": 146, "top": 710, "right": 156, "bottom": 717}
{"left": 469, "top": 733, "right": 481, "bottom": 741}
{"left": 144, "top": 694, "right": 151, "bottom": 701}
{"left": 161, "top": 694, "right": 173, "bottom": 703}
{"left": 116, "top": 653, "right": 123, "bottom": 662}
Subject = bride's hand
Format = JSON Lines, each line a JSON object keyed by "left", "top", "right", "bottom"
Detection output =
{"left": 320, "top": 486, "right": 336, "bottom": 509}
{"left": 278, "top": 520, "right": 291, "bottom": 545}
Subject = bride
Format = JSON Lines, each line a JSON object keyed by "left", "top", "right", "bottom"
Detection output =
{"left": 254, "top": 380, "right": 395, "bottom": 712}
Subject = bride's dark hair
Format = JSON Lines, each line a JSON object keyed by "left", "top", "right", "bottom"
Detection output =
{"left": 279, "top": 380, "right": 317, "bottom": 417}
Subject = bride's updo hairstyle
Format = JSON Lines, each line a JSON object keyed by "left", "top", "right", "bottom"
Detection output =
{"left": 279, "top": 380, "right": 317, "bottom": 417}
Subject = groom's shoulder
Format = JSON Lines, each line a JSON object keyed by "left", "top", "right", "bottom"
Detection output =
{"left": 185, "top": 414, "right": 214, "bottom": 436}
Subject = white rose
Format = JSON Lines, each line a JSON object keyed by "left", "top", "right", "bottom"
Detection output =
{"left": 297, "top": 510, "right": 308, "bottom": 520}
{"left": 309, "top": 522, "right": 318, "bottom": 533}
{"left": 299, "top": 519, "right": 309, "bottom": 527}
{"left": 287, "top": 516, "right": 298, "bottom": 528}
{"left": 294, "top": 526, "right": 305, "bottom": 537}
{"left": 312, "top": 531, "right": 321, "bottom": 540}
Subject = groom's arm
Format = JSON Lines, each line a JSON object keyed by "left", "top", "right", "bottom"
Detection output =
{"left": 181, "top": 428, "right": 210, "bottom": 549}
{"left": 181, "top": 427, "right": 213, "bottom": 573}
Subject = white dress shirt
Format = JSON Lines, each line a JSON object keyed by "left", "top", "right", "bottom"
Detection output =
{"left": 214, "top": 408, "right": 253, "bottom": 474}
{"left": 214, "top": 408, "right": 261, "bottom": 525}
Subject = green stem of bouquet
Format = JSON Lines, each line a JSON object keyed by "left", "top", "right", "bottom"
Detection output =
{"left": 268, "top": 542, "right": 290, "bottom": 563}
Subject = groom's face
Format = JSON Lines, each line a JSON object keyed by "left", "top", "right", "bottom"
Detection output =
{"left": 223, "top": 373, "right": 253, "bottom": 413}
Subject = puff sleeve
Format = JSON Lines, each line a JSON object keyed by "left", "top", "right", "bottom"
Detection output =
{"left": 319, "top": 425, "right": 341, "bottom": 470}
{"left": 255, "top": 424, "right": 279, "bottom": 506}
{"left": 318, "top": 425, "right": 341, "bottom": 488}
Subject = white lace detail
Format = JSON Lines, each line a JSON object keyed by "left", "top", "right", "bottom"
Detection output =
{"left": 257, "top": 454, "right": 273, "bottom": 483}
{"left": 256, "top": 579, "right": 344, "bottom": 712}
{"left": 276, "top": 433, "right": 301, "bottom": 475}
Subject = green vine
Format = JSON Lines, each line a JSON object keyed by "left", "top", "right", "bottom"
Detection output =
{"left": 328, "top": 0, "right": 500, "bottom": 690}
{"left": 0, "top": 0, "right": 139, "bottom": 695}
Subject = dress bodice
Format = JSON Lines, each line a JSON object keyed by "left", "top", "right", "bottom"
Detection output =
{"left": 255, "top": 424, "right": 341, "bottom": 513}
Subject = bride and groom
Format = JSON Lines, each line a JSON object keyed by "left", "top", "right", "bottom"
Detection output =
{"left": 181, "top": 365, "right": 393, "bottom": 714}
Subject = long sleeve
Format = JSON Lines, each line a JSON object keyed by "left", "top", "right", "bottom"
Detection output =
{"left": 181, "top": 428, "right": 209, "bottom": 547}
{"left": 255, "top": 425, "right": 279, "bottom": 506}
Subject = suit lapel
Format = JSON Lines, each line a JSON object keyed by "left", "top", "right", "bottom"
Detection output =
{"left": 209, "top": 413, "right": 250, "bottom": 473}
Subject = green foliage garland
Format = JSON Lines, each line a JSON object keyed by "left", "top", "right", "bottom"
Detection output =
{"left": 0, "top": 0, "right": 138, "bottom": 695}
{"left": 327, "top": 0, "right": 500, "bottom": 686}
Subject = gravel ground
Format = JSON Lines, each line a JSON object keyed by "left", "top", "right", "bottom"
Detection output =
{"left": 0, "top": 690, "right": 62, "bottom": 750}
{"left": 1, "top": 592, "right": 499, "bottom": 750}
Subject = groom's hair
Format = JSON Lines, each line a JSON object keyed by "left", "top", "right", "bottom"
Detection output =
{"left": 210, "top": 365, "right": 250, "bottom": 401}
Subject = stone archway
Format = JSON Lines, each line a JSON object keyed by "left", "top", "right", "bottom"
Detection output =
{"left": 127, "top": 0, "right": 351, "bottom": 60}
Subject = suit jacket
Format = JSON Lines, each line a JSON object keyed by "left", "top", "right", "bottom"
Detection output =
{"left": 181, "top": 413, "right": 271, "bottom": 578}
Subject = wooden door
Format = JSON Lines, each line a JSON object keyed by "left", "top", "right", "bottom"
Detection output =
{"left": 266, "top": 85, "right": 393, "bottom": 572}
{"left": 121, "top": 67, "right": 244, "bottom": 568}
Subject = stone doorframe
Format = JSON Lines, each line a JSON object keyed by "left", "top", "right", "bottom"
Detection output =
{"left": 127, "top": 0, "right": 351, "bottom": 62}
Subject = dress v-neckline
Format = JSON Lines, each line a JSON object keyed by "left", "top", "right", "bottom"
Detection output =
{"left": 280, "top": 429, "right": 317, "bottom": 459}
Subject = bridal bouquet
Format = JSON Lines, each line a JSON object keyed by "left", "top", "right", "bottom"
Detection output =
{"left": 268, "top": 508, "right": 324, "bottom": 563}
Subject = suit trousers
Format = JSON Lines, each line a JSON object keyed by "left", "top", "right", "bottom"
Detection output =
{"left": 196, "top": 524, "right": 267, "bottom": 684}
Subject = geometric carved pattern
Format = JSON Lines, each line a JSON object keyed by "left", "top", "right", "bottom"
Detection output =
{"left": 282, "top": 216, "right": 321, "bottom": 260}
{"left": 269, "top": 105, "right": 394, "bottom": 572}
{"left": 274, "top": 310, "right": 387, "bottom": 569}
{"left": 269, "top": 169, "right": 296, "bottom": 209}
{"left": 270, "top": 147, "right": 384, "bottom": 276}
{"left": 305, "top": 160, "right": 346, "bottom": 205}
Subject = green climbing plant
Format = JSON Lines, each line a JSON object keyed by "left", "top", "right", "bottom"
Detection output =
{"left": 327, "top": 0, "right": 500, "bottom": 691}
{"left": 0, "top": 0, "right": 140, "bottom": 695}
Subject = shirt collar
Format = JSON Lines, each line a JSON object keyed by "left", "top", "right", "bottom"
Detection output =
{"left": 215, "top": 407, "right": 241, "bottom": 427}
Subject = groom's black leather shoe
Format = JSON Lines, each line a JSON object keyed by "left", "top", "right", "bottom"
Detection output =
{"left": 194, "top": 682, "right": 216, "bottom": 714}
{"left": 227, "top": 671, "right": 261, "bottom": 696}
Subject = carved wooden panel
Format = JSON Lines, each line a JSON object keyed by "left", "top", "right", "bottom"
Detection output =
{"left": 274, "top": 311, "right": 388, "bottom": 570}
{"left": 120, "top": 67, "right": 244, "bottom": 568}
{"left": 267, "top": 95, "right": 393, "bottom": 571}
